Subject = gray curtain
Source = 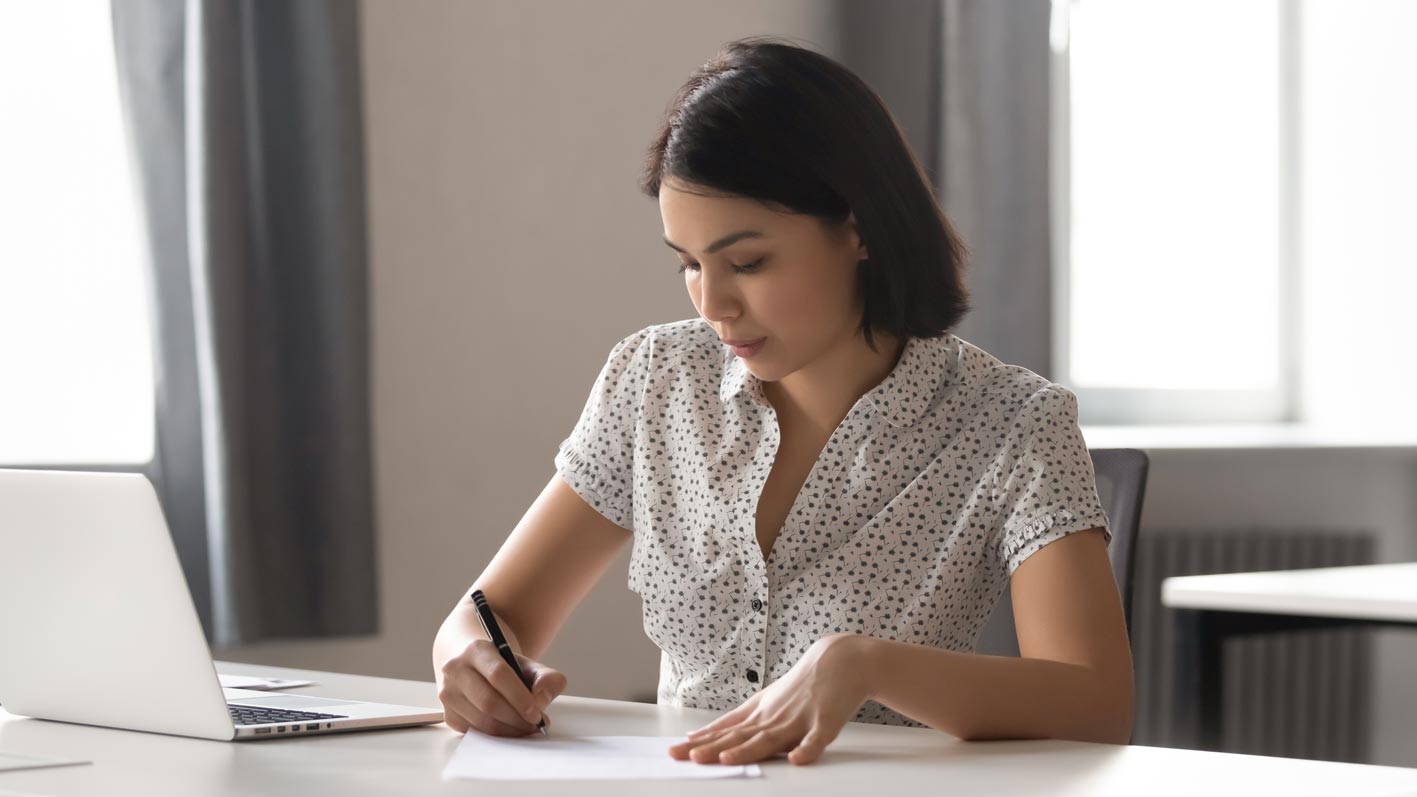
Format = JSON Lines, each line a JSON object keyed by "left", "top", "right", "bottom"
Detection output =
{"left": 837, "top": 0, "right": 1054, "bottom": 379}
{"left": 111, "top": 0, "right": 377, "bottom": 647}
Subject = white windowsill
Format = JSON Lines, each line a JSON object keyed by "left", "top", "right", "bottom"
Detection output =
{"left": 1080, "top": 423, "right": 1417, "bottom": 453}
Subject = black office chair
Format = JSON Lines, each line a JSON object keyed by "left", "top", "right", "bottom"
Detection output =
{"left": 975, "top": 448, "right": 1150, "bottom": 657}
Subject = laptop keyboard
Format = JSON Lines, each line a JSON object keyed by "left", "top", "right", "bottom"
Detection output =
{"left": 228, "top": 704, "right": 349, "bottom": 727}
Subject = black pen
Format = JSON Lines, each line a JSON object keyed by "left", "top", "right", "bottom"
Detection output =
{"left": 470, "top": 589, "right": 548, "bottom": 737}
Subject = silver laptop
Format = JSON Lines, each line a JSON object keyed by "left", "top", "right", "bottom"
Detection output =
{"left": 0, "top": 469, "right": 443, "bottom": 741}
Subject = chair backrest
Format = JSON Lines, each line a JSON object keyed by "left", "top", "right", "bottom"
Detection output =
{"left": 1090, "top": 448, "right": 1149, "bottom": 630}
{"left": 975, "top": 447, "right": 1150, "bottom": 656}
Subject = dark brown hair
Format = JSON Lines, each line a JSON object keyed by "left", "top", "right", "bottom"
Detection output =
{"left": 640, "top": 36, "right": 969, "bottom": 350}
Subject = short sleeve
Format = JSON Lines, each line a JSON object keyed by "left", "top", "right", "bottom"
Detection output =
{"left": 553, "top": 326, "right": 654, "bottom": 531}
{"left": 993, "top": 385, "right": 1111, "bottom": 575}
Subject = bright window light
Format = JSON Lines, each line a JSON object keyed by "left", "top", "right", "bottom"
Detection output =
{"left": 1066, "top": 0, "right": 1283, "bottom": 393}
{"left": 1064, "top": 0, "right": 1417, "bottom": 435}
{"left": 0, "top": 5, "right": 154, "bottom": 464}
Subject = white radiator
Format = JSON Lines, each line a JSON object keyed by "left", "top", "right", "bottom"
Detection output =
{"left": 1133, "top": 528, "right": 1375, "bottom": 762}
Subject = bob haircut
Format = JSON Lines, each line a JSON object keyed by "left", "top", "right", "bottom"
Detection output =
{"left": 640, "top": 35, "right": 970, "bottom": 351}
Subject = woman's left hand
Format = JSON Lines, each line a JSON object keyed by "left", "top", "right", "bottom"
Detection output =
{"left": 667, "top": 633, "right": 873, "bottom": 766}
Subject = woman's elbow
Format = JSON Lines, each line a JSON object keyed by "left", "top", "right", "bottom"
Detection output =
{"left": 1080, "top": 683, "right": 1134, "bottom": 745}
{"left": 1049, "top": 673, "right": 1134, "bottom": 745}
{"left": 951, "top": 708, "right": 1131, "bottom": 745}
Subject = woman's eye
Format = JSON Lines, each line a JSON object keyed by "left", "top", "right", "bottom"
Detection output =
{"left": 676, "top": 259, "right": 764, "bottom": 274}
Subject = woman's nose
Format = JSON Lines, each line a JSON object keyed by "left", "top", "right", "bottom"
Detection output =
{"left": 696, "top": 266, "right": 738, "bottom": 322}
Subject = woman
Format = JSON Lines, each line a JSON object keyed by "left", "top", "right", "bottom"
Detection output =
{"left": 432, "top": 36, "right": 1133, "bottom": 767}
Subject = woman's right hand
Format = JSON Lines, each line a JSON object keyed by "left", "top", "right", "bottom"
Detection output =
{"left": 436, "top": 638, "right": 567, "bottom": 736}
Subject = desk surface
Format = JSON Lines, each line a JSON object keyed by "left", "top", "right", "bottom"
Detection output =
{"left": 1, "top": 662, "right": 1416, "bottom": 795}
{"left": 1162, "top": 562, "right": 1417, "bottom": 622}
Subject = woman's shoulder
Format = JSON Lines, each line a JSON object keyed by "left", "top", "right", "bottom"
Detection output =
{"left": 612, "top": 317, "right": 723, "bottom": 361}
{"left": 599, "top": 317, "right": 725, "bottom": 384}
{"left": 947, "top": 334, "right": 1076, "bottom": 421}
{"left": 639, "top": 316, "right": 721, "bottom": 348}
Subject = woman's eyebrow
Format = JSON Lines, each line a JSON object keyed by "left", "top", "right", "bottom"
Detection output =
{"left": 663, "top": 230, "right": 766, "bottom": 255}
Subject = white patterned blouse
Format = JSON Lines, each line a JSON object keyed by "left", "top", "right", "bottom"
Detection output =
{"left": 554, "top": 317, "right": 1109, "bottom": 727}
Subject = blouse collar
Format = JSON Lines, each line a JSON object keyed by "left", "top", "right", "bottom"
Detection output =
{"left": 718, "top": 332, "right": 962, "bottom": 429}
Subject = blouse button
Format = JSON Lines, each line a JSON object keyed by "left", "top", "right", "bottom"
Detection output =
{"left": 746, "top": 669, "right": 759, "bottom": 683}
{"left": 751, "top": 599, "right": 763, "bottom": 612}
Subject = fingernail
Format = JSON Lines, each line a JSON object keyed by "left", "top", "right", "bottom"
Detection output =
{"left": 524, "top": 707, "right": 540, "bottom": 724}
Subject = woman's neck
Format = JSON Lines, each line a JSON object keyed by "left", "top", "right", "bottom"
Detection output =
{"left": 763, "top": 330, "right": 906, "bottom": 438}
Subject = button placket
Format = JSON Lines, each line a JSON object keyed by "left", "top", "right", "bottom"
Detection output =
{"left": 753, "top": 574, "right": 773, "bottom": 688}
{"left": 746, "top": 566, "right": 769, "bottom": 689}
{"left": 742, "top": 398, "right": 773, "bottom": 690}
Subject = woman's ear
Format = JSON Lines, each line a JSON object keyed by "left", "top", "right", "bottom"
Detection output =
{"left": 845, "top": 211, "right": 868, "bottom": 261}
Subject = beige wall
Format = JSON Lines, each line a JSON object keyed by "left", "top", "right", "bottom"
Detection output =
{"left": 213, "top": 0, "right": 840, "bottom": 703}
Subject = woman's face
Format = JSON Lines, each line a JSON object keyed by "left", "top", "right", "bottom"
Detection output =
{"left": 659, "top": 179, "right": 867, "bottom": 383}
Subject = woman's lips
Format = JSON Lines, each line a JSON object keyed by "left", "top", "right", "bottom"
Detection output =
{"left": 728, "top": 337, "right": 767, "bottom": 358}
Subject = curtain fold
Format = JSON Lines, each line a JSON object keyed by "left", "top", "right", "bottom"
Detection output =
{"left": 111, "top": 0, "right": 377, "bottom": 646}
{"left": 836, "top": 0, "right": 1055, "bottom": 378}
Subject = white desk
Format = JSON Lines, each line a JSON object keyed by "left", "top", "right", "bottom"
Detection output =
{"left": 1162, "top": 562, "right": 1417, "bottom": 753}
{"left": 1, "top": 661, "right": 1416, "bottom": 795}
{"left": 1163, "top": 562, "right": 1417, "bottom": 622}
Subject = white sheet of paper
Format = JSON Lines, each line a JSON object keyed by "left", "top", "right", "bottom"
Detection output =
{"left": 442, "top": 733, "right": 763, "bottom": 781}
{"left": 217, "top": 675, "right": 315, "bottom": 691}
{"left": 0, "top": 751, "right": 90, "bottom": 773}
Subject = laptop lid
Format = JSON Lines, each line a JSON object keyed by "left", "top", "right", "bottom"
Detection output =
{"left": 0, "top": 470, "right": 236, "bottom": 740}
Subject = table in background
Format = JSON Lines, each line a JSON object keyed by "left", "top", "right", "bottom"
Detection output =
{"left": 1163, "top": 562, "right": 1417, "bottom": 753}
{"left": 0, "top": 661, "right": 1416, "bottom": 795}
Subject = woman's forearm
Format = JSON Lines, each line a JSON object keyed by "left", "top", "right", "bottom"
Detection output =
{"left": 851, "top": 634, "right": 1133, "bottom": 744}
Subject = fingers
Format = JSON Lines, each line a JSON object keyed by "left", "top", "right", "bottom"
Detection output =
{"left": 680, "top": 726, "right": 762, "bottom": 764}
{"left": 438, "top": 640, "right": 558, "bottom": 733}
{"left": 464, "top": 673, "right": 541, "bottom": 730}
{"left": 788, "top": 726, "right": 836, "bottom": 765}
{"left": 475, "top": 655, "right": 543, "bottom": 726}
{"left": 720, "top": 727, "right": 792, "bottom": 765}
{"left": 437, "top": 680, "right": 537, "bottom": 737}
{"left": 674, "top": 724, "right": 737, "bottom": 750}
{"left": 521, "top": 657, "right": 568, "bottom": 708}
{"left": 470, "top": 712, "right": 546, "bottom": 738}
{"left": 686, "top": 700, "right": 755, "bottom": 738}
{"left": 672, "top": 720, "right": 837, "bottom": 766}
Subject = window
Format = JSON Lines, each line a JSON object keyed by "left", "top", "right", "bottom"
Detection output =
{"left": 1056, "top": 0, "right": 1417, "bottom": 432}
{"left": 0, "top": 5, "right": 154, "bottom": 465}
